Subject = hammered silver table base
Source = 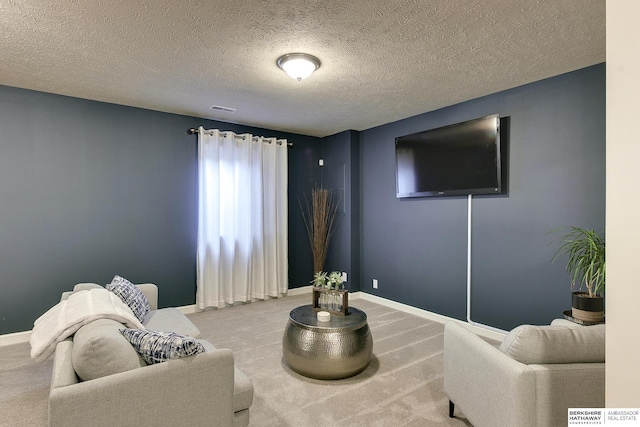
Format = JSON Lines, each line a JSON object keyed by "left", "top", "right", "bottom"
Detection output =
{"left": 282, "top": 305, "right": 373, "bottom": 380}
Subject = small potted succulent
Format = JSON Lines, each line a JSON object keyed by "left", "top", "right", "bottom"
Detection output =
{"left": 552, "top": 226, "right": 605, "bottom": 323}
{"left": 312, "top": 271, "right": 346, "bottom": 290}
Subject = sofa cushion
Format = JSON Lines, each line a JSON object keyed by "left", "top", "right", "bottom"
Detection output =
{"left": 106, "top": 275, "right": 150, "bottom": 322}
{"left": 72, "top": 319, "right": 147, "bottom": 381}
{"left": 499, "top": 323, "right": 605, "bottom": 364}
{"left": 120, "top": 329, "right": 205, "bottom": 364}
{"left": 144, "top": 308, "right": 201, "bottom": 338}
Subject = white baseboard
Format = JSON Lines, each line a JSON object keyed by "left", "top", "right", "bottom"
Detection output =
{"left": 0, "top": 287, "right": 504, "bottom": 347}
{"left": 0, "top": 330, "right": 31, "bottom": 347}
{"left": 286, "top": 285, "right": 314, "bottom": 296}
{"left": 353, "top": 291, "right": 506, "bottom": 342}
{"left": 177, "top": 305, "right": 198, "bottom": 315}
{"left": 180, "top": 286, "right": 313, "bottom": 314}
{"left": 287, "top": 286, "right": 505, "bottom": 341}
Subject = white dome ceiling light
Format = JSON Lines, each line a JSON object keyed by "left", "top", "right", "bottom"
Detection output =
{"left": 276, "top": 53, "right": 321, "bottom": 81}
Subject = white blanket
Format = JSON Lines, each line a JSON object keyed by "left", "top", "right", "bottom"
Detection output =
{"left": 30, "top": 288, "right": 145, "bottom": 361}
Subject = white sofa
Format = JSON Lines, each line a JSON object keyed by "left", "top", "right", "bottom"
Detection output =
{"left": 48, "top": 283, "right": 253, "bottom": 427}
{"left": 444, "top": 319, "right": 605, "bottom": 427}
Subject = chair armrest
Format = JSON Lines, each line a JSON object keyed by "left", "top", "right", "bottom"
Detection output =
{"left": 63, "top": 283, "right": 158, "bottom": 310}
{"left": 530, "top": 363, "right": 605, "bottom": 425}
{"left": 62, "top": 283, "right": 158, "bottom": 309}
{"left": 49, "top": 347, "right": 235, "bottom": 427}
{"left": 50, "top": 339, "right": 79, "bottom": 389}
{"left": 444, "top": 321, "right": 536, "bottom": 427}
{"left": 62, "top": 283, "right": 103, "bottom": 301}
{"left": 550, "top": 318, "right": 577, "bottom": 327}
{"left": 136, "top": 283, "right": 158, "bottom": 310}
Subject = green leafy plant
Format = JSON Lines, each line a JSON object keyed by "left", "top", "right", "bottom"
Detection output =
{"left": 311, "top": 271, "right": 345, "bottom": 290}
{"left": 551, "top": 226, "right": 605, "bottom": 298}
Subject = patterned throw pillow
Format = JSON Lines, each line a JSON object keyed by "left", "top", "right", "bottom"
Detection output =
{"left": 120, "top": 329, "right": 205, "bottom": 364}
{"left": 106, "top": 275, "right": 150, "bottom": 322}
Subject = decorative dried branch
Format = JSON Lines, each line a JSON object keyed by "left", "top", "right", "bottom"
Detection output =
{"left": 298, "top": 186, "right": 341, "bottom": 273}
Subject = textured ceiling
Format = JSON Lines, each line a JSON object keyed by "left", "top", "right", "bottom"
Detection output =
{"left": 0, "top": 0, "right": 605, "bottom": 137}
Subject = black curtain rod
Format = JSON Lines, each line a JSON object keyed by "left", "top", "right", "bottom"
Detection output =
{"left": 187, "top": 128, "right": 293, "bottom": 147}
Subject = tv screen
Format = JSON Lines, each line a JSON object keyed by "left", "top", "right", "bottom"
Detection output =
{"left": 395, "top": 114, "right": 501, "bottom": 198}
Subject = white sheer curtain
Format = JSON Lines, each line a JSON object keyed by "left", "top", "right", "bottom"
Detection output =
{"left": 196, "top": 127, "right": 288, "bottom": 309}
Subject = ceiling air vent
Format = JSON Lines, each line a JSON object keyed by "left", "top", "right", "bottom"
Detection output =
{"left": 210, "top": 104, "right": 236, "bottom": 113}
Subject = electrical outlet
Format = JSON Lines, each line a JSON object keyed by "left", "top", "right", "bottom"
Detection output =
{"left": 373, "top": 279, "right": 378, "bottom": 289}
{"left": 342, "top": 272, "right": 347, "bottom": 282}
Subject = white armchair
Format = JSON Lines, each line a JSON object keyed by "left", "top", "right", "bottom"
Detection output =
{"left": 444, "top": 320, "right": 605, "bottom": 427}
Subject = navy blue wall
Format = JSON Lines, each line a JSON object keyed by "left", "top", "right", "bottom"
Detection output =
{"left": 289, "top": 134, "right": 321, "bottom": 289}
{"left": 0, "top": 63, "right": 605, "bottom": 334}
{"left": 0, "top": 85, "right": 319, "bottom": 334}
{"left": 318, "top": 130, "right": 360, "bottom": 291}
{"left": 359, "top": 64, "right": 605, "bottom": 331}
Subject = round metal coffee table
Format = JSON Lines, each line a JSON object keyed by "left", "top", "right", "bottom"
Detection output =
{"left": 282, "top": 305, "right": 373, "bottom": 380}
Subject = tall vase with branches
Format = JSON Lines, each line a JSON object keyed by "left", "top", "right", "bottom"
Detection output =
{"left": 298, "top": 186, "right": 340, "bottom": 273}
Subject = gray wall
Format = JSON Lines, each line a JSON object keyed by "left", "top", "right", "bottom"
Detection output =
{"left": 0, "top": 85, "right": 319, "bottom": 334}
{"left": 359, "top": 64, "right": 605, "bottom": 331}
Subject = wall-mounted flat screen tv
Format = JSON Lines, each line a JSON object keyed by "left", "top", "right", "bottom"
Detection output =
{"left": 395, "top": 114, "right": 501, "bottom": 198}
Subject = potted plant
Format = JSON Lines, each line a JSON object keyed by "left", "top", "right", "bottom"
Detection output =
{"left": 552, "top": 226, "right": 605, "bottom": 323}
{"left": 312, "top": 271, "right": 346, "bottom": 290}
{"left": 311, "top": 271, "right": 348, "bottom": 315}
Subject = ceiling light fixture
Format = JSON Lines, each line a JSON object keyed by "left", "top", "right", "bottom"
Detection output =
{"left": 276, "top": 53, "right": 321, "bottom": 81}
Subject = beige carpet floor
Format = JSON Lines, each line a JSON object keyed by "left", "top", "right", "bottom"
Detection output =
{"left": 0, "top": 293, "right": 472, "bottom": 426}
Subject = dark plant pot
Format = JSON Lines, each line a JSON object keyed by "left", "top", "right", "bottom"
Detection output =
{"left": 571, "top": 292, "right": 604, "bottom": 323}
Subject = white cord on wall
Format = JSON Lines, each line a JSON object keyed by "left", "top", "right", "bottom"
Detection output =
{"left": 466, "top": 194, "right": 508, "bottom": 334}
